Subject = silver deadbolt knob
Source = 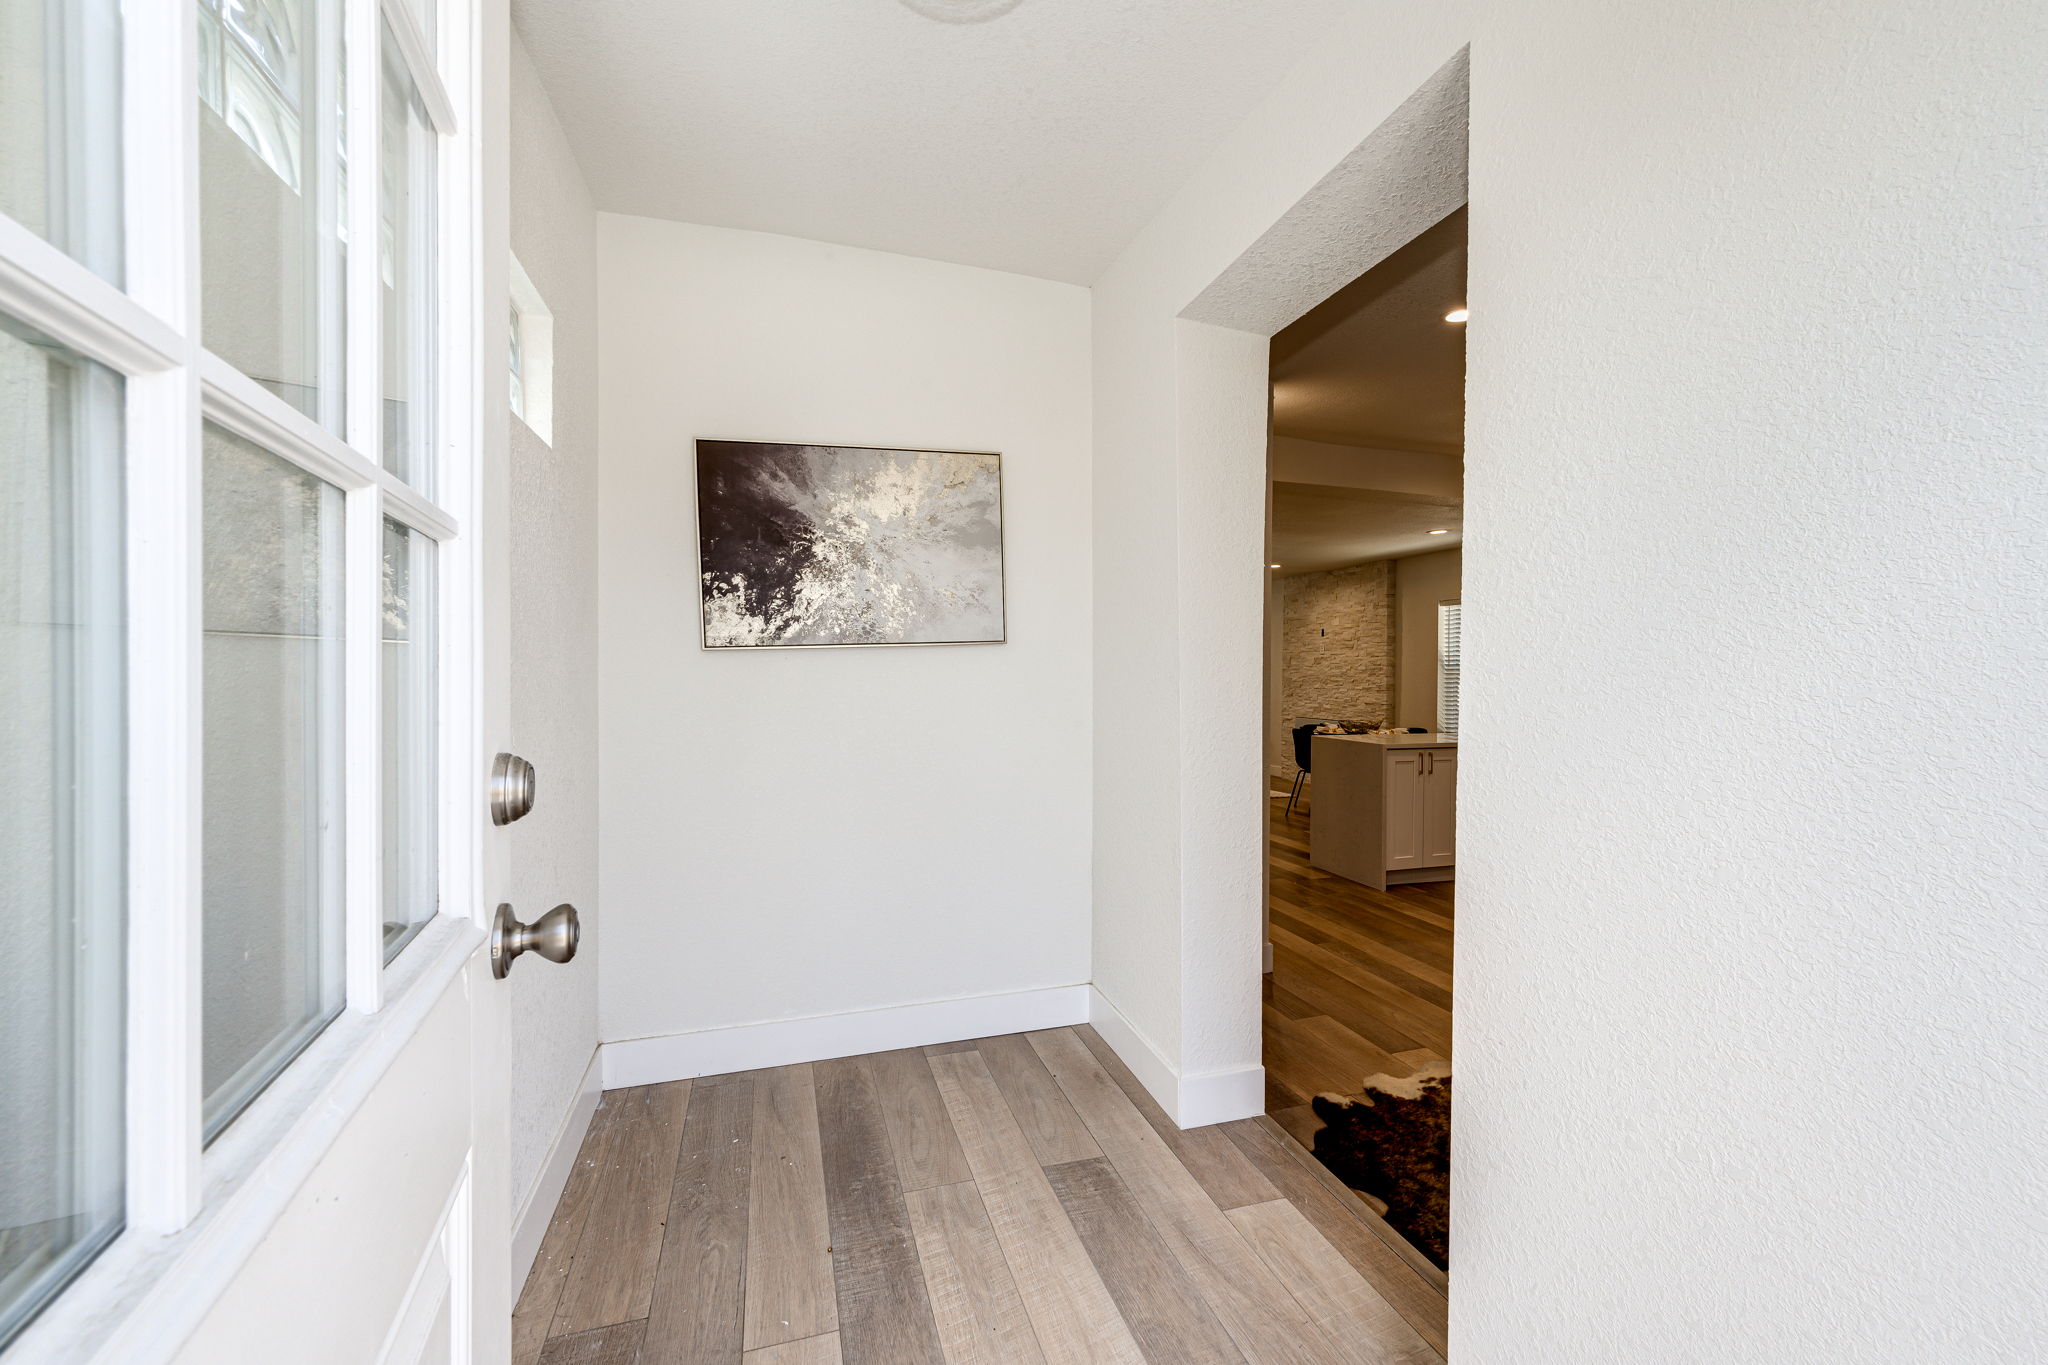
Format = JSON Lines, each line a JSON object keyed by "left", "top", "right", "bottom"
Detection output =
{"left": 491, "top": 902, "right": 579, "bottom": 979}
{"left": 491, "top": 752, "right": 536, "bottom": 825}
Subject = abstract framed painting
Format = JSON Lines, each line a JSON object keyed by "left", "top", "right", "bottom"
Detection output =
{"left": 694, "top": 440, "right": 1007, "bottom": 649}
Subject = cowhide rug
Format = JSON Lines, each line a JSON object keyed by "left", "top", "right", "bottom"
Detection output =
{"left": 1310, "top": 1063, "right": 1451, "bottom": 1270}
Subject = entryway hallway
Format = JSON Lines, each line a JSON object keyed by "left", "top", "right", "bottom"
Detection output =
{"left": 513, "top": 1027, "right": 1445, "bottom": 1364}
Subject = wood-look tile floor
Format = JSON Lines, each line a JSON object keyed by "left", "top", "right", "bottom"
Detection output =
{"left": 513, "top": 1025, "right": 1446, "bottom": 1365}
{"left": 1264, "top": 781, "right": 1453, "bottom": 1188}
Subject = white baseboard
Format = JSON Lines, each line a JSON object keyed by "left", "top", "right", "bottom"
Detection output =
{"left": 1087, "top": 986, "right": 1265, "bottom": 1130}
{"left": 1178, "top": 1057, "right": 1267, "bottom": 1129}
{"left": 599, "top": 984, "right": 1091, "bottom": 1091}
{"left": 593, "top": 984, "right": 1262, "bottom": 1136}
{"left": 511, "top": 1049, "right": 603, "bottom": 1293}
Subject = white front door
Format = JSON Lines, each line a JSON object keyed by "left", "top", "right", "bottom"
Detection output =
{"left": 0, "top": 0, "right": 517, "bottom": 1359}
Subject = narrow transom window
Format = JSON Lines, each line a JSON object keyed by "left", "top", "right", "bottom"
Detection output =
{"left": 508, "top": 252, "right": 554, "bottom": 444}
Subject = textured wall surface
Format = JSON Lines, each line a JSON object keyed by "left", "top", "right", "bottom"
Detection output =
{"left": 1098, "top": 0, "right": 2048, "bottom": 1359}
{"left": 1454, "top": 2, "right": 2047, "bottom": 1358}
{"left": 506, "top": 30, "right": 601, "bottom": 1214}
{"left": 597, "top": 217, "right": 1092, "bottom": 1049}
{"left": 1275, "top": 562, "right": 1394, "bottom": 776}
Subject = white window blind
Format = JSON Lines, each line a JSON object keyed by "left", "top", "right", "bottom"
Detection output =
{"left": 1437, "top": 601, "right": 1461, "bottom": 737}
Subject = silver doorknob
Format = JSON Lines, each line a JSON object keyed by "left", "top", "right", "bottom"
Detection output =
{"left": 491, "top": 902, "right": 579, "bottom": 979}
{"left": 491, "top": 752, "right": 536, "bottom": 825}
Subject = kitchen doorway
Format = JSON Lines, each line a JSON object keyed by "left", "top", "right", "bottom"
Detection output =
{"left": 1261, "top": 205, "right": 1465, "bottom": 1280}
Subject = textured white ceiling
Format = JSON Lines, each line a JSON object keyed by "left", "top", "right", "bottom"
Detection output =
{"left": 1270, "top": 483, "right": 1461, "bottom": 576}
{"left": 509, "top": 0, "right": 1348, "bottom": 284}
{"left": 1270, "top": 207, "right": 1466, "bottom": 453}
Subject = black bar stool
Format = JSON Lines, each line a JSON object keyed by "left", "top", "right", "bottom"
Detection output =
{"left": 1286, "top": 723, "right": 1322, "bottom": 818}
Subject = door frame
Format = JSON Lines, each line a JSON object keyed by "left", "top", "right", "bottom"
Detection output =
{"left": 1168, "top": 49, "right": 1472, "bottom": 1115}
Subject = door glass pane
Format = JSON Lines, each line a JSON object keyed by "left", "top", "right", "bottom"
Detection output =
{"left": 380, "top": 22, "right": 436, "bottom": 490}
{"left": 202, "top": 422, "right": 344, "bottom": 1141}
{"left": 198, "top": 0, "right": 346, "bottom": 432}
{"left": 0, "top": 316, "right": 123, "bottom": 1348}
{"left": 405, "top": 0, "right": 435, "bottom": 54}
{"left": 381, "top": 518, "right": 436, "bottom": 959}
{"left": 0, "top": 0, "right": 122, "bottom": 280}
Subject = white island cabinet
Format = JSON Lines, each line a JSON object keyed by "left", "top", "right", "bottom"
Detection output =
{"left": 1308, "top": 733, "right": 1457, "bottom": 890}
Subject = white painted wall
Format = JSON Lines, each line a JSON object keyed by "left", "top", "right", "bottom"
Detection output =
{"left": 1391, "top": 546, "right": 1458, "bottom": 732}
{"left": 1457, "top": 3, "right": 2047, "bottom": 1357}
{"left": 505, "top": 29, "right": 601, "bottom": 1224}
{"left": 596, "top": 217, "right": 1093, "bottom": 1067}
{"left": 1095, "top": 0, "right": 2048, "bottom": 1358}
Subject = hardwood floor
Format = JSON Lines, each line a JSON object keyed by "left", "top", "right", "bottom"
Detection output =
{"left": 1264, "top": 779, "right": 1453, "bottom": 1188}
{"left": 514, "top": 1027, "right": 1447, "bottom": 1364}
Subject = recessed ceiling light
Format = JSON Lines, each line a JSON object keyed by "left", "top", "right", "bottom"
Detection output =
{"left": 1444, "top": 308, "right": 1469, "bottom": 323}
{"left": 1427, "top": 529, "right": 1449, "bottom": 535}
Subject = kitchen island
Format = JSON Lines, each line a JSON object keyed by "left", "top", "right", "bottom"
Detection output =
{"left": 1307, "top": 732, "right": 1457, "bottom": 890}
